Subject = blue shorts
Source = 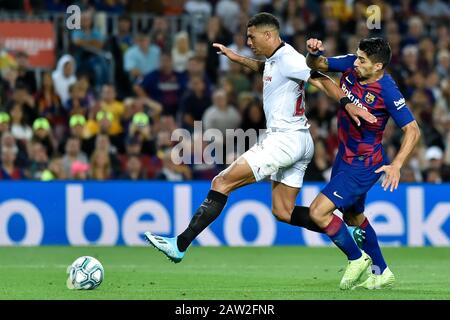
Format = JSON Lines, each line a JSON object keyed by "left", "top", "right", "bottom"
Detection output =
{"left": 321, "top": 156, "right": 385, "bottom": 214}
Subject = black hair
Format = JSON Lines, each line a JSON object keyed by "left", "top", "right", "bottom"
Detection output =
{"left": 358, "top": 37, "right": 392, "bottom": 68}
{"left": 247, "top": 12, "right": 280, "bottom": 31}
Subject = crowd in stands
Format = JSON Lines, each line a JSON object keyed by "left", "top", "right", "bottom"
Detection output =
{"left": 0, "top": 0, "right": 449, "bottom": 183}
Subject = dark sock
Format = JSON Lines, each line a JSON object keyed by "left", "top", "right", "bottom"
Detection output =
{"left": 360, "top": 218, "right": 387, "bottom": 274}
{"left": 324, "top": 214, "right": 362, "bottom": 260}
{"left": 290, "top": 206, "right": 324, "bottom": 233}
{"left": 177, "top": 190, "right": 228, "bottom": 252}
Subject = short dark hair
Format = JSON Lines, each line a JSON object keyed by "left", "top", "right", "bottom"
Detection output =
{"left": 247, "top": 12, "right": 280, "bottom": 30}
{"left": 358, "top": 37, "right": 392, "bottom": 68}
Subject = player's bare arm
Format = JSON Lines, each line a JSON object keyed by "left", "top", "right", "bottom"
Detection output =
{"left": 375, "top": 120, "right": 421, "bottom": 191}
{"left": 308, "top": 72, "right": 377, "bottom": 125}
{"left": 213, "top": 43, "right": 264, "bottom": 73}
{"left": 305, "top": 38, "right": 329, "bottom": 72}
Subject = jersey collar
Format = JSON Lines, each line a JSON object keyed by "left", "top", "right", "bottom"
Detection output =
{"left": 267, "top": 41, "right": 285, "bottom": 59}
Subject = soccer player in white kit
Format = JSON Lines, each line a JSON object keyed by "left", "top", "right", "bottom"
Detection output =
{"left": 144, "top": 13, "right": 376, "bottom": 275}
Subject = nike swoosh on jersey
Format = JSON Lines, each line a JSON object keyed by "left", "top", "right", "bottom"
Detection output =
{"left": 333, "top": 191, "right": 344, "bottom": 199}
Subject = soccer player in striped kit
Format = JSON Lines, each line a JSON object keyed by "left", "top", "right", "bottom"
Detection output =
{"left": 299, "top": 37, "right": 421, "bottom": 289}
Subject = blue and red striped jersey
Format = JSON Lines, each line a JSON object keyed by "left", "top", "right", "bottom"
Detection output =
{"left": 327, "top": 54, "right": 415, "bottom": 167}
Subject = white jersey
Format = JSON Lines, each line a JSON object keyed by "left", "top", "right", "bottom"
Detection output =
{"left": 262, "top": 42, "right": 311, "bottom": 131}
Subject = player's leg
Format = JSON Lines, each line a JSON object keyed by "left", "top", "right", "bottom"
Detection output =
{"left": 343, "top": 205, "right": 395, "bottom": 289}
{"left": 176, "top": 157, "right": 256, "bottom": 252}
{"left": 144, "top": 156, "right": 255, "bottom": 262}
{"left": 311, "top": 175, "right": 372, "bottom": 289}
{"left": 271, "top": 181, "right": 300, "bottom": 223}
{"left": 343, "top": 197, "right": 388, "bottom": 274}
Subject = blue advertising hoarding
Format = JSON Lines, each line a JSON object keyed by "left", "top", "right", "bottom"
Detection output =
{"left": 0, "top": 181, "right": 449, "bottom": 246}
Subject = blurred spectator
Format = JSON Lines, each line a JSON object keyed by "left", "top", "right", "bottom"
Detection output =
{"left": 155, "top": 149, "right": 192, "bottom": 181}
{"left": 400, "top": 166, "right": 418, "bottom": 183}
{"left": 225, "top": 62, "right": 252, "bottom": 96}
{"left": 35, "top": 71, "right": 67, "bottom": 141}
{"left": 425, "top": 145, "right": 444, "bottom": 169}
{"left": 26, "top": 140, "right": 48, "bottom": 180}
{"left": 15, "top": 51, "right": 37, "bottom": 94}
{"left": 402, "top": 16, "right": 425, "bottom": 48}
{"left": 204, "top": 16, "right": 233, "bottom": 84}
{"left": 89, "top": 149, "right": 112, "bottom": 180}
{"left": 0, "top": 112, "right": 11, "bottom": 136}
{"left": 41, "top": 156, "right": 66, "bottom": 181}
{"left": 417, "top": 0, "right": 450, "bottom": 23}
{"left": 127, "top": 112, "right": 157, "bottom": 157}
{"left": 52, "top": 54, "right": 77, "bottom": 105}
{"left": 202, "top": 89, "right": 241, "bottom": 136}
{"left": 215, "top": 0, "right": 241, "bottom": 33}
{"left": 93, "top": 133, "right": 121, "bottom": 176}
{"left": 136, "top": 52, "right": 187, "bottom": 117}
{"left": 124, "top": 32, "right": 161, "bottom": 82}
{"left": 119, "top": 154, "right": 146, "bottom": 180}
{"left": 99, "top": 84, "right": 125, "bottom": 135}
{"left": 0, "top": 146, "right": 25, "bottom": 180}
{"left": 220, "top": 33, "right": 253, "bottom": 74}
{"left": 85, "top": 110, "right": 125, "bottom": 153}
{"left": 58, "top": 114, "right": 94, "bottom": 156}
{"left": 185, "top": 0, "right": 213, "bottom": 36}
{"left": 151, "top": 16, "right": 171, "bottom": 50}
{"left": 9, "top": 103, "right": 33, "bottom": 143}
{"left": 0, "top": 37, "right": 17, "bottom": 72}
{"left": 1, "top": 66, "right": 18, "bottom": 107}
{"left": 108, "top": 14, "right": 133, "bottom": 98}
{"left": 436, "top": 49, "right": 450, "bottom": 81}
{"left": 31, "top": 117, "right": 57, "bottom": 157}
{"left": 240, "top": 98, "right": 265, "bottom": 132}
{"left": 172, "top": 31, "right": 195, "bottom": 73}
{"left": 186, "top": 56, "right": 212, "bottom": 92}
{"left": 179, "top": 75, "right": 211, "bottom": 131}
{"left": 96, "top": 0, "right": 126, "bottom": 14}
{"left": 1, "top": 132, "right": 28, "bottom": 168}
{"left": 65, "top": 82, "right": 90, "bottom": 116}
{"left": 62, "top": 137, "right": 88, "bottom": 178}
{"left": 71, "top": 10, "right": 109, "bottom": 91}
{"left": 71, "top": 160, "right": 90, "bottom": 180}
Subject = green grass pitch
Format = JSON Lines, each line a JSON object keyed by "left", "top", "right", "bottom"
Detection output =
{"left": 0, "top": 246, "right": 449, "bottom": 300}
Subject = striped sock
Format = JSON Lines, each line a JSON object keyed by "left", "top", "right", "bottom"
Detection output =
{"left": 324, "top": 214, "right": 362, "bottom": 260}
{"left": 360, "top": 218, "right": 387, "bottom": 274}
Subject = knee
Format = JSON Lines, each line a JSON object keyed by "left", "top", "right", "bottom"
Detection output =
{"left": 309, "top": 202, "right": 324, "bottom": 224}
{"left": 344, "top": 214, "right": 365, "bottom": 226}
{"left": 271, "top": 204, "right": 293, "bottom": 223}
{"left": 211, "top": 174, "right": 230, "bottom": 195}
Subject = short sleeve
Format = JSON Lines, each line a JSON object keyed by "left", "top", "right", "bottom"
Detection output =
{"left": 327, "top": 54, "right": 357, "bottom": 72}
{"left": 280, "top": 52, "right": 311, "bottom": 82}
{"left": 383, "top": 86, "right": 415, "bottom": 128}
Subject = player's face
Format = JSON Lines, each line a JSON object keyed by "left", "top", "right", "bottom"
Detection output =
{"left": 247, "top": 26, "right": 268, "bottom": 56}
{"left": 354, "top": 49, "right": 376, "bottom": 80}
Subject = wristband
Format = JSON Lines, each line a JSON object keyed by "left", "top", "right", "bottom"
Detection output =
{"left": 309, "top": 50, "right": 324, "bottom": 57}
{"left": 340, "top": 97, "right": 352, "bottom": 109}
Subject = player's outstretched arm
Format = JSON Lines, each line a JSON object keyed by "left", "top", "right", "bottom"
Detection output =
{"left": 305, "top": 38, "right": 329, "bottom": 72}
{"left": 375, "top": 120, "right": 421, "bottom": 191}
{"left": 308, "top": 72, "right": 377, "bottom": 125}
{"left": 213, "top": 43, "right": 264, "bottom": 73}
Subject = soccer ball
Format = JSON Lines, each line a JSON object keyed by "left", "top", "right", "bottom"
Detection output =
{"left": 67, "top": 256, "right": 104, "bottom": 290}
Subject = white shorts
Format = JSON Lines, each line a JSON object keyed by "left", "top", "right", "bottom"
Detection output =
{"left": 242, "top": 129, "right": 314, "bottom": 188}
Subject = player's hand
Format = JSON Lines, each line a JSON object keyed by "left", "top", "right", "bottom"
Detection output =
{"left": 345, "top": 103, "right": 377, "bottom": 126}
{"left": 213, "top": 43, "right": 233, "bottom": 58}
{"left": 306, "top": 38, "right": 325, "bottom": 55}
{"left": 375, "top": 164, "right": 401, "bottom": 192}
